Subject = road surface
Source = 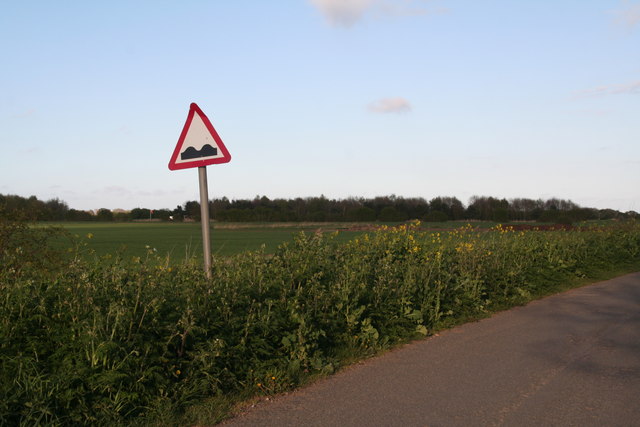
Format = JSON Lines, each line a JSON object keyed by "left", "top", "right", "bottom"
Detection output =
{"left": 223, "top": 272, "right": 640, "bottom": 426}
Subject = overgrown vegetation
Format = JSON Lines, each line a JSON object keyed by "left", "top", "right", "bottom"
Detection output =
{"left": 1, "top": 216, "right": 639, "bottom": 425}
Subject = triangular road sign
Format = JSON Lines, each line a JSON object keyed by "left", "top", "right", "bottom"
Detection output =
{"left": 168, "top": 103, "right": 231, "bottom": 170}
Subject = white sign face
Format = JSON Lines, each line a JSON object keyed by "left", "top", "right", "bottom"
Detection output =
{"left": 174, "top": 113, "right": 224, "bottom": 164}
{"left": 168, "top": 103, "right": 231, "bottom": 170}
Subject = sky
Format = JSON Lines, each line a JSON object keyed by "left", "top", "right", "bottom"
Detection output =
{"left": 1, "top": 0, "right": 639, "bottom": 213}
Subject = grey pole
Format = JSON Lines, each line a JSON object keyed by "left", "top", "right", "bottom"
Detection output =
{"left": 198, "top": 166, "right": 212, "bottom": 279}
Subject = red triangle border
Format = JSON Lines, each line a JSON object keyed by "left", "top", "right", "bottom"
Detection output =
{"left": 168, "top": 103, "right": 231, "bottom": 171}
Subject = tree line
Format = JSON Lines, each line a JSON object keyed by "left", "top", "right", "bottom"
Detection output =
{"left": 1, "top": 193, "right": 637, "bottom": 224}
{"left": 207, "top": 195, "right": 635, "bottom": 223}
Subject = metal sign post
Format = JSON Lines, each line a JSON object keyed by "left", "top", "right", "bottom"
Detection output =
{"left": 198, "top": 166, "right": 212, "bottom": 278}
{"left": 168, "top": 103, "right": 231, "bottom": 279}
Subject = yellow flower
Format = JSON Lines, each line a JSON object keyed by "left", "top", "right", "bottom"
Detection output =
{"left": 176, "top": 369, "right": 181, "bottom": 375}
{"left": 456, "top": 242, "right": 474, "bottom": 252}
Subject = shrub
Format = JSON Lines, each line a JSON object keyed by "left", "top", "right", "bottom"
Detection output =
{"left": 1, "top": 219, "right": 639, "bottom": 425}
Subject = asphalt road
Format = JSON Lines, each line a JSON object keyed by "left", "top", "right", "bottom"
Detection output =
{"left": 222, "top": 272, "right": 640, "bottom": 427}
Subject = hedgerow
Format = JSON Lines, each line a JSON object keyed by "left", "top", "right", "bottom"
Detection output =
{"left": 1, "top": 219, "right": 639, "bottom": 425}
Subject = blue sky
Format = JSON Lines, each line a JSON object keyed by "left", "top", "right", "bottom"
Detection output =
{"left": 1, "top": 0, "right": 639, "bottom": 212}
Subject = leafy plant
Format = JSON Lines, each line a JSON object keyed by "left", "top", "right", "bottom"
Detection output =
{"left": 1, "top": 218, "right": 639, "bottom": 425}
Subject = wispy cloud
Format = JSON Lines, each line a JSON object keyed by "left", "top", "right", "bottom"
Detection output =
{"left": 114, "top": 125, "right": 132, "bottom": 135}
{"left": 612, "top": 1, "right": 640, "bottom": 30}
{"left": 18, "top": 146, "right": 41, "bottom": 155}
{"left": 310, "top": 0, "right": 373, "bottom": 27}
{"left": 95, "top": 186, "right": 133, "bottom": 197}
{"left": 574, "top": 80, "right": 640, "bottom": 98}
{"left": 368, "top": 97, "right": 412, "bottom": 113}
{"left": 93, "top": 186, "right": 181, "bottom": 200}
{"left": 309, "top": 0, "right": 445, "bottom": 28}
{"left": 571, "top": 108, "right": 612, "bottom": 117}
{"left": 377, "top": 0, "right": 444, "bottom": 18}
{"left": 11, "top": 109, "right": 36, "bottom": 119}
{"left": 136, "top": 189, "right": 174, "bottom": 197}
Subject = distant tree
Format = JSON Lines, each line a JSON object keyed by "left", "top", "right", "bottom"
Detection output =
{"left": 509, "top": 198, "right": 543, "bottom": 221}
{"left": 44, "top": 198, "right": 69, "bottom": 221}
{"left": 467, "top": 196, "right": 509, "bottom": 221}
{"left": 130, "top": 208, "right": 150, "bottom": 220}
{"left": 568, "top": 208, "right": 597, "bottom": 222}
{"left": 309, "top": 210, "right": 327, "bottom": 221}
{"left": 307, "top": 196, "right": 330, "bottom": 221}
{"left": 353, "top": 206, "right": 376, "bottom": 222}
{"left": 273, "top": 198, "right": 296, "bottom": 221}
{"left": 492, "top": 207, "right": 509, "bottom": 223}
{"left": 153, "top": 209, "right": 172, "bottom": 221}
{"left": 113, "top": 211, "right": 131, "bottom": 222}
{"left": 429, "top": 197, "right": 464, "bottom": 220}
{"left": 172, "top": 205, "right": 185, "bottom": 221}
{"left": 598, "top": 209, "right": 621, "bottom": 220}
{"left": 65, "top": 209, "right": 94, "bottom": 221}
{"left": 184, "top": 201, "right": 201, "bottom": 221}
{"left": 1, "top": 194, "right": 28, "bottom": 220}
{"left": 465, "top": 204, "right": 479, "bottom": 220}
{"left": 147, "top": 195, "right": 628, "bottom": 225}
{"left": 448, "top": 197, "right": 465, "bottom": 220}
{"left": 545, "top": 198, "right": 578, "bottom": 212}
{"left": 379, "top": 206, "right": 404, "bottom": 222}
{"left": 220, "top": 208, "right": 251, "bottom": 222}
{"left": 424, "top": 210, "right": 449, "bottom": 222}
{"left": 26, "top": 196, "right": 45, "bottom": 220}
{"left": 292, "top": 197, "right": 307, "bottom": 220}
{"left": 537, "top": 209, "right": 556, "bottom": 223}
{"left": 96, "top": 208, "right": 113, "bottom": 221}
{"left": 211, "top": 197, "right": 230, "bottom": 220}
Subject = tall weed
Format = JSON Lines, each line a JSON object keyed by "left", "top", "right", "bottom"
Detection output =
{"left": 1, "top": 220, "right": 639, "bottom": 424}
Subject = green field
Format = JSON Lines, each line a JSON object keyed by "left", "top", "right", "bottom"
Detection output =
{"left": 46, "top": 221, "right": 376, "bottom": 260}
{"left": 44, "top": 220, "right": 556, "bottom": 261}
